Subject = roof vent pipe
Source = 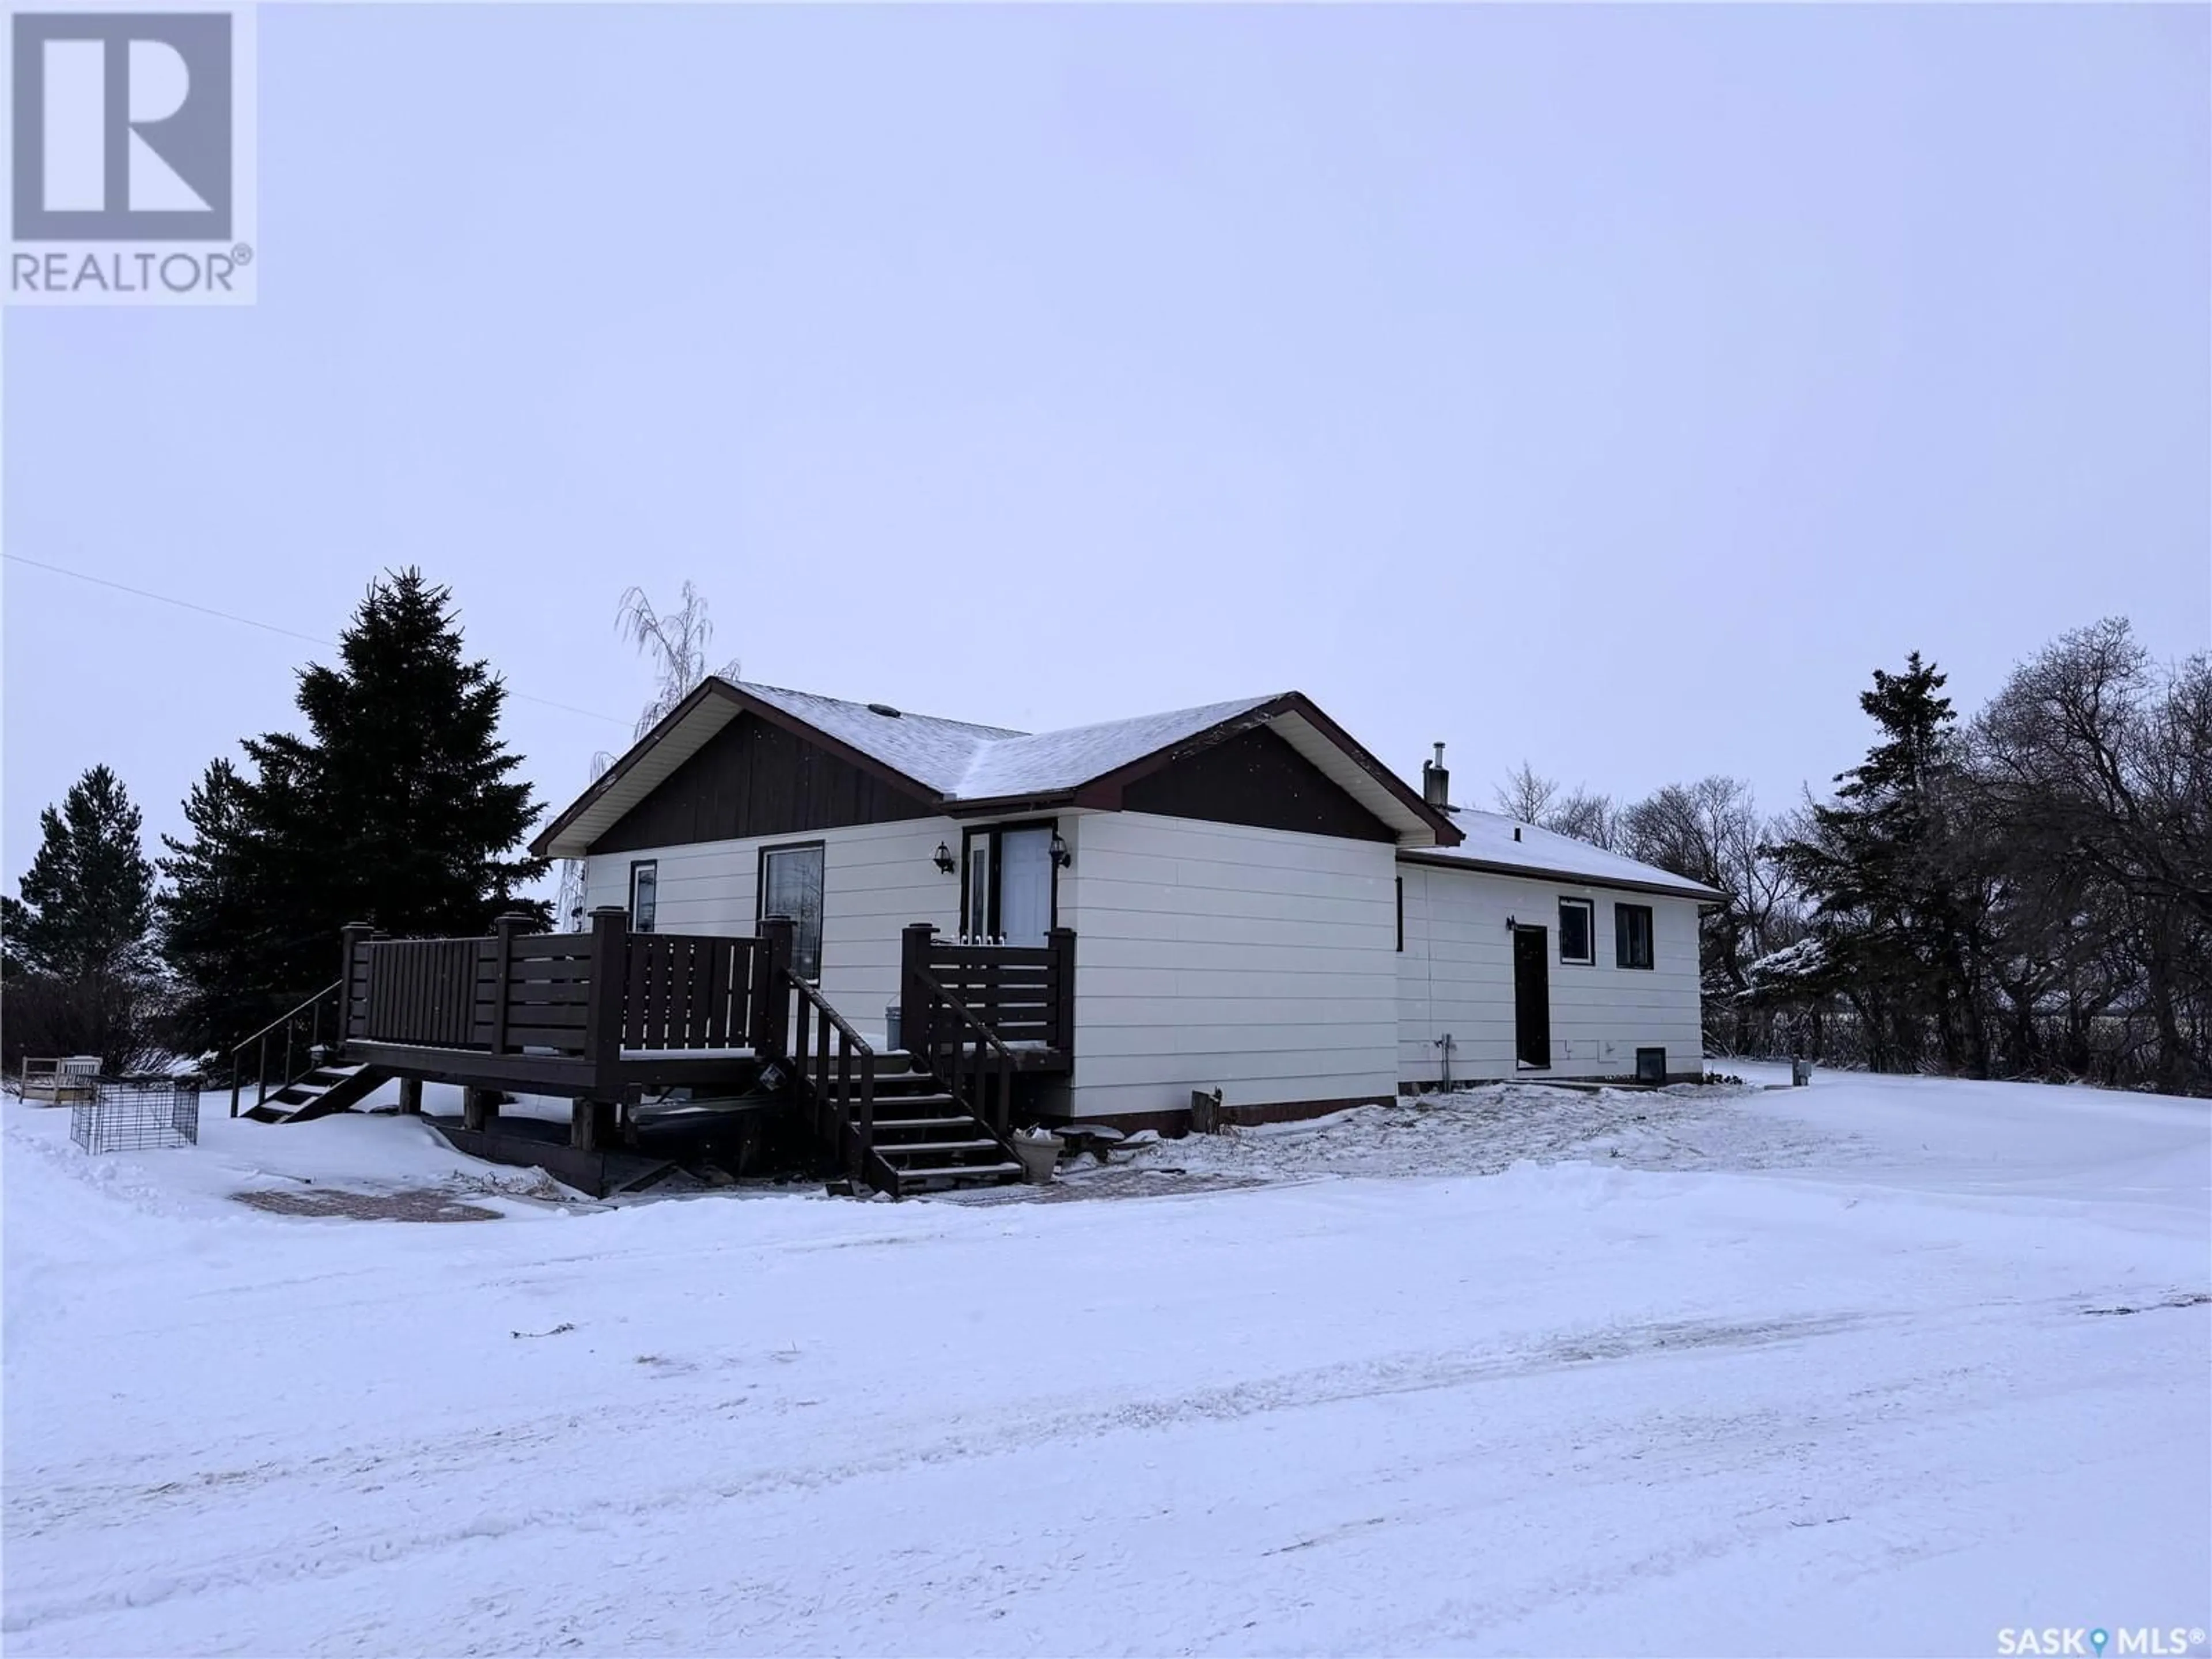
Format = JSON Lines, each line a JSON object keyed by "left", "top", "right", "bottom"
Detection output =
{"left": 1421, "top": 743, "right": 1451, "bottom": 811}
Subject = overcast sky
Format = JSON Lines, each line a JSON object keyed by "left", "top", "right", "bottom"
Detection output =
{"left": 6, "top": 3, "right": 2207, "bottom": 892}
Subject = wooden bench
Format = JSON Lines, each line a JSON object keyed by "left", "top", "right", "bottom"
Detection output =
{"left": 21, "top": 1056, "right": 99, "bottom": 1105}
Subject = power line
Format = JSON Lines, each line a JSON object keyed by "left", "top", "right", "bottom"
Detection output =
{"left": 3, "top": 551, "right": 630, "bottom": 727}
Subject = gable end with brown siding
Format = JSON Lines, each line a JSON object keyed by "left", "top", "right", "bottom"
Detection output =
{"left": 1119, "top": 725, "right": 1397, "bottom": 843}
{"left": 590, "top": 712, "right": 938, "bottom": 855}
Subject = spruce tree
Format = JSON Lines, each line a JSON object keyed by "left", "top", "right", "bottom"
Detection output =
{"left": 1771, "top": 653, "right": 1993, "bottom": 1073}
{"left": 2, "top": 764, "right": 161, "bottom": 1070}
{"left": 5, "top": 765, "right": 156, "bottom": 979}
{"left": 158, "top": 569, "right": 550, "bottom": 1054}
{"left": 157, "top": 757, "right": 275, "bottom": 1056}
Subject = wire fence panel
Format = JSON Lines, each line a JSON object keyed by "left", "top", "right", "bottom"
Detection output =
{"left": 70, "top": 1080, "right": 202, "bottom": 1154}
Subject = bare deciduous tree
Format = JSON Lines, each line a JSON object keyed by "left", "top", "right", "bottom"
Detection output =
{"left": 1974, "top": 620, "right": 2210, "bottom": 1093}
{"left": 1491, "top": 761, "right": 1558, "bottom": 825}
{"left": 554, "top": 583, "right": 744, "bottom": 927}
{"left": 1548, "top": 789, "right": 1620, "bottom": 850}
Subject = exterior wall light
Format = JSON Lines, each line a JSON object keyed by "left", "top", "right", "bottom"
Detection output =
{"left": 933, "top": 841, "right": 957, "bottom": 875}
{"left": 1049, "top": 831, "right": 1072, "bottom": 869}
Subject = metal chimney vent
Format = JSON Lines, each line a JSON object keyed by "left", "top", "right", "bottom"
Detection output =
{"left": 1421, "top": 742, "right": 1451, "bottom": 810}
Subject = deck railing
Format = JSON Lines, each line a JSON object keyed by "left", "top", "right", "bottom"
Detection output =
{"left": 902, "top": 960, "right": 1016, "bottom": 1140}
{"left": 788, "top": 975, "right": 878, "bottom": 1183}
{"left": 343, "top": 908, "right": 793, "bottom": 1080}
{"left": 900, "top": 924, "right": 1075, "bottom": 1056}
{"left": 228, "top": 979, "right": 343, "bottom": 1118}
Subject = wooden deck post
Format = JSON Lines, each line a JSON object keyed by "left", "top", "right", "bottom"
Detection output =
{"left": 571, "top": 1097, "right": 615, "bottom": 1152}
{"left": 338, "top": 922, "right": 373, "bottom": 1044}
{"left": 584, "top": 906, "right": 628, "bottom": 1097}
{"left": 462, "top": 1085, "right": 495, "bottom": 1133}
{"left": 900, "top": 922, "right": 937, "bottom": 1055}
{"left": 489, "top": 912, "right": 532, "bottom": 1056}
{"left": 397, "top": 1076, "right": 423, "bottom": 1116}
{"left": 1047, "top": 926, "right": 1077, "bottom": 1057}
{"left": 756, "top": 914, "right": 796, "bottom": 1057}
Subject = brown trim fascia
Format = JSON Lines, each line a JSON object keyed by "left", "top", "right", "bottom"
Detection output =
{"left": 1396, "top": 847, "right": 1727, "bottom": 904}
{"left": 530, "top": 678, "right": 729, "bottom": 858}
{"left": 1268, "top": 692, "right": 1463, "bottom": 846}
{"left": 945, "top": 791, "right": 1080, "bottom": 819}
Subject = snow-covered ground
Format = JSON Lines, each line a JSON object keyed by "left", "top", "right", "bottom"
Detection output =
{"left": 4, "top": 1067, "right": 2207, "bottom": 1656}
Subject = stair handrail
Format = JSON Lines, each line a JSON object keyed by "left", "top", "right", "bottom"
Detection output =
{"left": 783, "top": 972, "right": 879, "bottom": 1184}
{"left": 906, "top": 962, "right": 1016, "bottom": 1139}
{"left": 228, "top": 979, "right": 343, "bottom": 1119}
{"left": 907, "top": 964, "right": 1017, "bottom": 1063}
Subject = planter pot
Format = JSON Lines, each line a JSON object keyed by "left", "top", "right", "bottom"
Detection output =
{"left": 1011, "top": 1134, "right": 1062, "bottom": 1184}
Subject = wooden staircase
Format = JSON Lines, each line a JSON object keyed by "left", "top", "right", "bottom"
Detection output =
{"left": 787, "top": 975, "right": 1021, "bottom": 1198}
{"left": 243, "top": 1060, "right": 391, "bottom": 1124}
{"left": 859, "top": 1056, "right": 1021, "bottom": 1195}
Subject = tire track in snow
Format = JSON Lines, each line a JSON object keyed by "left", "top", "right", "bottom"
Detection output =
{"left": 14, "top": 1285, "right": 2197, "bottom": 1643}
{"left": 3, "top": 1310, "right": 1881, "bottom": 1637}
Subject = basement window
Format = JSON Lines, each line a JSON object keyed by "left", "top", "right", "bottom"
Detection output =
{"left": 628, "top": 861, "right": 658, "bottom": 933}
{"left": 1615, "top": 903, "right": 1654, "bottom": 970}
{"left": 1558, "top": 897, "right": 1594, "bottom": 965}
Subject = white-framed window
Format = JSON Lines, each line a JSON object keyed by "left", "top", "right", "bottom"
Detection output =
{"left": 965, "top": 839, "right": 991, "bottom": 942}
{"left": 628, "top": 860, "right": 658, "bottom": 933}
{"left": 759, "top": 842, "right": 825, "bottom": 979}
{"left": 1558, "top": 897, "right": 1594, "bottom": 965}
{"left": 1615, "top": 902, "right": 1655, "bottom": 970}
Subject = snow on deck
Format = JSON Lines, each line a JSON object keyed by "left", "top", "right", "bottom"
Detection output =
{"left": 4, "top": 1067, "right": 2206, "bottom": 1656}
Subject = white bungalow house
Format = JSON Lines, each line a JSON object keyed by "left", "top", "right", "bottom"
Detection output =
{"left": 530, "top": 679, "right": 1724, "bottom": 1134}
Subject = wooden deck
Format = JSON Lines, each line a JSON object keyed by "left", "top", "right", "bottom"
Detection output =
{"left": 320, "top": 910, "right": 1075, "bottom": 1194}
{"left": 340, "top": 910, "right": 790, "bottom": 1099}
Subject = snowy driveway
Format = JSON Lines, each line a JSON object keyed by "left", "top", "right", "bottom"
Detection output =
{"left": 4, "top": 1069, "right": 2206, "bottom": 1656}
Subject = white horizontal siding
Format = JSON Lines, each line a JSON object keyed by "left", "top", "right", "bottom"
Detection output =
{"left": 1059, "top": 813, "right": 1397, "bottom": 1120}
{"left": 582, "top": 818, "right": 961, "bottom": 1017}
{"left": 1397, "top": 863, "right": 1705, "bottom": 1084}
{"left": 581, "top": 811, "right": 1699, "bottom": 1113}
{"left": 582, "top": 842, "right": 758, "bottom": 935}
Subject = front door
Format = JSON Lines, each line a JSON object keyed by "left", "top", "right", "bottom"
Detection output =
{"left": 1513, "top": 925, "right": 1551, "bottom": 1069}
{"left": 995, "top": 827, "right": 1054, "bottom": 948}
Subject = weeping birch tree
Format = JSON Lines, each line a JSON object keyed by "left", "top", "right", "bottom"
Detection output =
{"left": 553, "top": 582, "right": 743, "bottom": 927}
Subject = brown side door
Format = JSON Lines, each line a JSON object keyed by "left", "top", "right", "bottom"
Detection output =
{"left": 1513, "top": 925, "right": 1551, "bottom": 1069}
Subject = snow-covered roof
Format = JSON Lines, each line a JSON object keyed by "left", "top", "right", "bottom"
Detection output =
{"left": 736, "top": 682, "right": 1027, "bottom": 798}
{"left": 1402, "top": 808, "right": 1729, "bottom": 902}
{"left": 535, "top": 679, "right": 1457, "bottom": 858}
{"left": 740, "top": 683, "right": 1277, "bottom": 802}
